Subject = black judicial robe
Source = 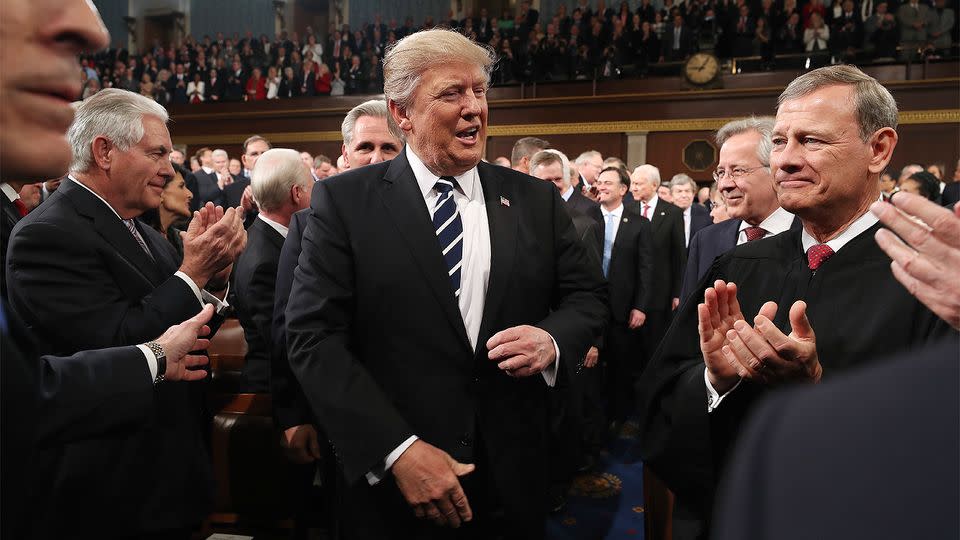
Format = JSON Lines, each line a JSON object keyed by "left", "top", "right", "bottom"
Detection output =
{"left": 637, "top": 222, "right": 955, "bottom": 540}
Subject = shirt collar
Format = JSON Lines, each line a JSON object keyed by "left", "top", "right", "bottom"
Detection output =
{"left": 202, "top": 166, "right": 214, "bottom": 174}
{"left": 0, "top": 182, "right": 20, "bottom": 202}
{"left": 602, "top": 203, "right": 624, "bottom": 218}
{"left": 739, "top": 206, "right": 795, "bottom": 235}
{"left": 801, "top": 197, "right": 881, "bottom": 254}
{"left": 69, "top": 176, "right": 124, "bottom": 221}
{"left": 645, "top": 194, "right": 659, "bottom": 208}
{"left": 407, "top": 145, "right": 479, "bottom": 201}
{"left": 257, "top": 213, "right": 289, "bottom": 238}
{"left": 561, "top": 185, "right": 574, "bottom": 201}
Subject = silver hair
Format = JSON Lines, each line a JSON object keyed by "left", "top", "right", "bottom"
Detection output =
{"left": 212, "top": 149, "right": 229, "bottom": 160}
{"left": 670, "top": 173, "right": 697, "bottom": 191}
{"left": 383, "top": 29, "right": 497, "bottom": 110}
{"left": 529, "top": 149, "right": 571, "bottom": 184}
{"left": 777, "top": 65, "right": 898, "bottom": 142}
{"left": 632, "top": 164, "right": 662, "bottom": 187}
{"left": 575, "top": 150, "right": 602, "bottom": 165}
{"left": 715, "top": 116, "right": 776, "bottom": 167}
{"left": 68, "top": 88, "right": 169, "bottom": 173}
{"left": 341, "top": 99, "right": 404, "bottom": 147}
{"left": 251, "top": 148, "right": 312, "bottom": 212}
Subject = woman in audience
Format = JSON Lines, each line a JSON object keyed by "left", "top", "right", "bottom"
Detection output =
{"left": 804, "top": 13, "right": 830, "bottom": 50}
{"left": 900, "top": 171, "right": 942, "bottom": 202}
{"left": 139, "top": 164, "right": 194, "bottom": 259}
{"left": 138, "top": 73, "right": 154, "bottom": 98}
{"left": 709, "top": 183, "right": 731, "bottom": 223}
{"left": 330, "top": 62, "right": 345, "bottom": 95}
{"left": 315, "top": 62, "right": 332, "bottom": 95}
{"left": 187, "top": 72, "right": 204, "bottom": 104}
{"left": 246, "top": 67, "right": 266, "bottom": 100}
{"left": 278, "top": 66, "right": 299, "bottom": 98}
{"left": 302, "top": 34, "right": 323, "bottom": 63}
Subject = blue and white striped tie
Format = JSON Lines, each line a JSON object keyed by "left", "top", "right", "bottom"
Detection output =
{"left": 433, "top": 176, "right": 463, "bottom": 297}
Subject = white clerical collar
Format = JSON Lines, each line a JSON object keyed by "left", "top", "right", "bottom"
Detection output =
{"left": 0, "top": 182, "right": 20, "bottom": 203}
{"left": 801, "top": 197, "right": 881, "bottom": 254}
{"left": 69, "top": 175, "right": 124, "bottom": 221}
{"left": 257, "top": 213, "right": 289, "bottom": 238}
{"left": 740, "top": 206, "right": 795, "bottom": 236}
{"left": 407, "top": 145, "right": 479, "bottom": 201}
{"left": 561, "top": 185, "right": 574, "bottom": 201}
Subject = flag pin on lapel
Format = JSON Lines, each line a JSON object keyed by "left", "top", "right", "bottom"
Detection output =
{"left": 500, "top": 196, "right": 510, "bottom": 207}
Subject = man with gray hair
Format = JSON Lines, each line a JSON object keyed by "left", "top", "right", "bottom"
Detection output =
{"left": 285, "top": 29, "right": 606, "bottom": 538}
{"left": 270, "top": 99, "right": 405, "bottom": 468}
{"left": 510, "top": 136, "right": 550, "bottom": 174}
{"left": 639, "top": 65, "right": 953, "bottom": 540}
{"left": 233, "top": 149, "right": 313, "bottom": 393}
{"left": 6, "top": 87, "right": 247, "bottom": 536}
{"left": 574, "top": 150, "right": 603, "bottom": 192}
{"left": 679, "top": 116, "right": 800, "bottom": 303}
{"left": 670, "top": 173, "right": 711, "bottom": 248}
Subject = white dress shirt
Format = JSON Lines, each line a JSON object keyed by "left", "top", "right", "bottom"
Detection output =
{"left": 682, "top": 206, "right": 691, "bottom": 247}
{"left": 561, "top": 185, "right": 575, "bottom": 202}
{"left": 640, "top": 194, "right": 660, "bottom": 221}
{"left": 736, "top": 206, "right": 796, "bottom": 246}
{"left": 601, "top": 203, "right": 625, "bottom": 243}
{"left": 706, "top": 203, "right": 881, "bottom": 412}
{"left": 0, "top": 182, "right": 20, "bottom": 203}
{"left": 367, "top": 146, "right": 560, "bottom": 485}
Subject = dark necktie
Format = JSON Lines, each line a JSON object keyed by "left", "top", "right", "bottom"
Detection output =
{"left": 433, "top": 177, "right": 463, "bottom": 298}
{"left": 13, "top": 199, "right": 28, "bottom": 217}
{"left": 124, "top": 219, "right": 155, "bottom": 260}
{"left": 807, "top": 244, "right": 834, "bottom": 271}
{"left": 744, "top": 226, "right": 766, "bottom": 242}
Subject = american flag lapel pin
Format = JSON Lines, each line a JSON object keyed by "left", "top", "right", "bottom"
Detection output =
{"left": 500, "top": 196, "right": 510, "bottom": 207}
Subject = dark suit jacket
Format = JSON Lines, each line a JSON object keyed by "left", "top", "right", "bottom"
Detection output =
{"left": 638, "top": 224, "right": 953, "bottom": 540}
{"left": 271, "top": 209, "right": 313, "bottom": 431}
{"left": 1, "top": 300, "right": 154, "bottom": 539}
{"left": 233, "top": 218, "right": 284, "bottom": 393}
{"left": 714, "top": 339, "right": 959, "bottom": 540}
{"left": 661, "top": 25, "right": 695, "bottom": 59}
{"left": 638, "top": 198, "right": 686, "bottom": 311}
{"left": 285, "top": 150, "right": 608, "bottom": 525}
{"left": 688, "top": 204, "right": 711, "bottom": 246}
{"left": 942, "top": 181, "right": 960, "bottom": 208}
{"left": 1, "top": 193, "right": 22, "bottom": 297}
{"left": 566, "top": 187, "right": 604, "bottom": 228}
{"left": 606, "top": 208, "right": 654, "bottom": 322}
{"left": 222, "top": 176, "right": 249, "bottom": 209}
{"left": 570, "top": 211, "right": 602, "bottom": 265}
{"left": 190, "top": 169, "right": 223, "bottom": 206}
{"left": 5, "top": 179, "right": 216, "bottom": 536}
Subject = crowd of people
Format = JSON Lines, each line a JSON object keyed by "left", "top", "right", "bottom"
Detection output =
{"left": 2, "top": 2, "right": 958, "bottom": 539}
{"left": 78, "top": 0, "right": 957, "bottom": 106}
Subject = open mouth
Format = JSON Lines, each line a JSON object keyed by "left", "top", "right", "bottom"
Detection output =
{"left": 456, "top": 126, "right": 480, "bottom": 145}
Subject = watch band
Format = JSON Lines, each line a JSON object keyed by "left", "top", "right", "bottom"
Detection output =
{"left": 145, "top": 341, "right": 166, "bottom": 384}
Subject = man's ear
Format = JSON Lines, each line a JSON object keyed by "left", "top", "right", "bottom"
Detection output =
{"left": 388, "top": 99, "right": 412, "bottom": 132}
{"left": 340, "top": 143, "right": 351, "bottom": 170}
{"left": 91, "top": 136, "right": 114, "bottom": 171}
{"left": 868, "top": 127, "right": 898, "bottom": 175}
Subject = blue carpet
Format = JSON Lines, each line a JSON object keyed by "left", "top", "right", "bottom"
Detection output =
{"left": 547, "top": 421, "right": 646, "bottom": 540}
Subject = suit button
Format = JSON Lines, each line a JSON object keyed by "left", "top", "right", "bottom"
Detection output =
{"left": 459, "top": 433, "right": 472, "bottom": 447}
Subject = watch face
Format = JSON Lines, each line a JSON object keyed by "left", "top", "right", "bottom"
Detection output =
{"left": 685, "top": 53, "right": 719, "bottom": 85}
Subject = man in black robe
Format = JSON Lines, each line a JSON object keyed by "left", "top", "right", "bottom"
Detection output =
{"left": 637, "top": 65, "right": 957, "bottom": 540}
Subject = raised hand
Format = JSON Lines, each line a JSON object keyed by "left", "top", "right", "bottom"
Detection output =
{"left": 698, "top": 280, "right": 746, "bottom": 393}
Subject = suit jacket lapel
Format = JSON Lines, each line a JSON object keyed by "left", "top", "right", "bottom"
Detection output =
{"left": 62, "top": 180, "right": 164, "bottom": 285}
{"left": 609, "top": 212, "right": 632, "bottom": 270}
{"left": 476, "top": 162, "right": 518, "bottom": 352}
{"left": 378, "top": 150, "right": 472, "bottom": 354}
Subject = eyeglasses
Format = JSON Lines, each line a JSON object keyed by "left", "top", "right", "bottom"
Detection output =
{"left": 713, "top": 165, "right": 766, "bottom": 182}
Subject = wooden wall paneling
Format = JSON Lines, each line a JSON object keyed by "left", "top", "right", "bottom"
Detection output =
{"left": 645, "top": 131, "right": 719, "bottom": 183}
{"left": 887, "top": 123, "right": 960, "bottom": 174}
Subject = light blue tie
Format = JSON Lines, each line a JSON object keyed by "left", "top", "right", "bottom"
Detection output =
{"left": 602, "top": 213, "right": 614, "bottom": 277}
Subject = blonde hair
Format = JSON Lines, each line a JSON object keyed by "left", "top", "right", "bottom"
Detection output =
{"left": 383, "top": 29, "right": 497, "bottom": 109}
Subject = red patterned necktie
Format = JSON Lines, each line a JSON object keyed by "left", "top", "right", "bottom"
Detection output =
{"left": 807, "top": 244, "right": 835, "bottom": 271}
{"left": 642, "top": 203, "right": 651, "bottom": 219}
{"left": 13, "top": 199, "right": 28, "bottom": 217}
{"left": 744, "top": 226, "right": 766, "bottom": 242}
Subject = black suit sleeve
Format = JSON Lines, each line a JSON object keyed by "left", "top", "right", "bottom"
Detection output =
{"left": 668, "top": 210, "right": 687, "bottom": 299}
{"left": 634, "top": 219, "right": 654, "bottom": 313}
{"left": 234, "top": 246, "right": 278, "bottom": 392}
{"left": 7, "top": 221, "right": 201, "bottom": 352}
{"left": 680, "top": 229, "right": 704, "bottom": 303}
{"left": 285, "top": 181, "right": 414, "bottom": 480}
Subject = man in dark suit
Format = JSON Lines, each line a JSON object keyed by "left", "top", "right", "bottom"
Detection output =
{"left": 629, "top": 163, "right": 686, "bottom": 359}
{"left": 187, "top": 146, "right": 220, "bottom": 211}
{"left": 234, "top": 149, "right": 314, "bottom": 392}
{"left": 1, "top": 181, "right": 30, "bottom": 297}
{"left": 6, "top": 88, "right": 247, "bottom": 538}
{"left": 529, "top": 149, "right": 604, "bottom": 236}
{"left": 669, "top": 173, "right": 711, "bottom": 248}
{"left": 271, "top": 99, "right": 404, "bottom": 474}
{"left": 638, "top": 66, "right": 955, "bottom": 540}
{"left": 715, "top": 192, "right": 960, "bottom": 540}
{"left": 680, "top": 116, "right": 799, "bottom": 302}
{"left": 592, "top": 166, "right": 653, "bottom": 429}
{"left": 285, "top": 30, "right": 607, "bottom": 539}
{"left": 509, "top": 136, "right": 550, "bottom": 175}
{"left": 661, "top": 14, "right": 695, "bottom": 61}
{"left": 222, "top": 135, "right": 272, "bottom": 230}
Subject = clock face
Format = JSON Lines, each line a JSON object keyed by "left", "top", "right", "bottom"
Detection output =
{"left": 685, "top": 53, "right": 719, "bottom": 85}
